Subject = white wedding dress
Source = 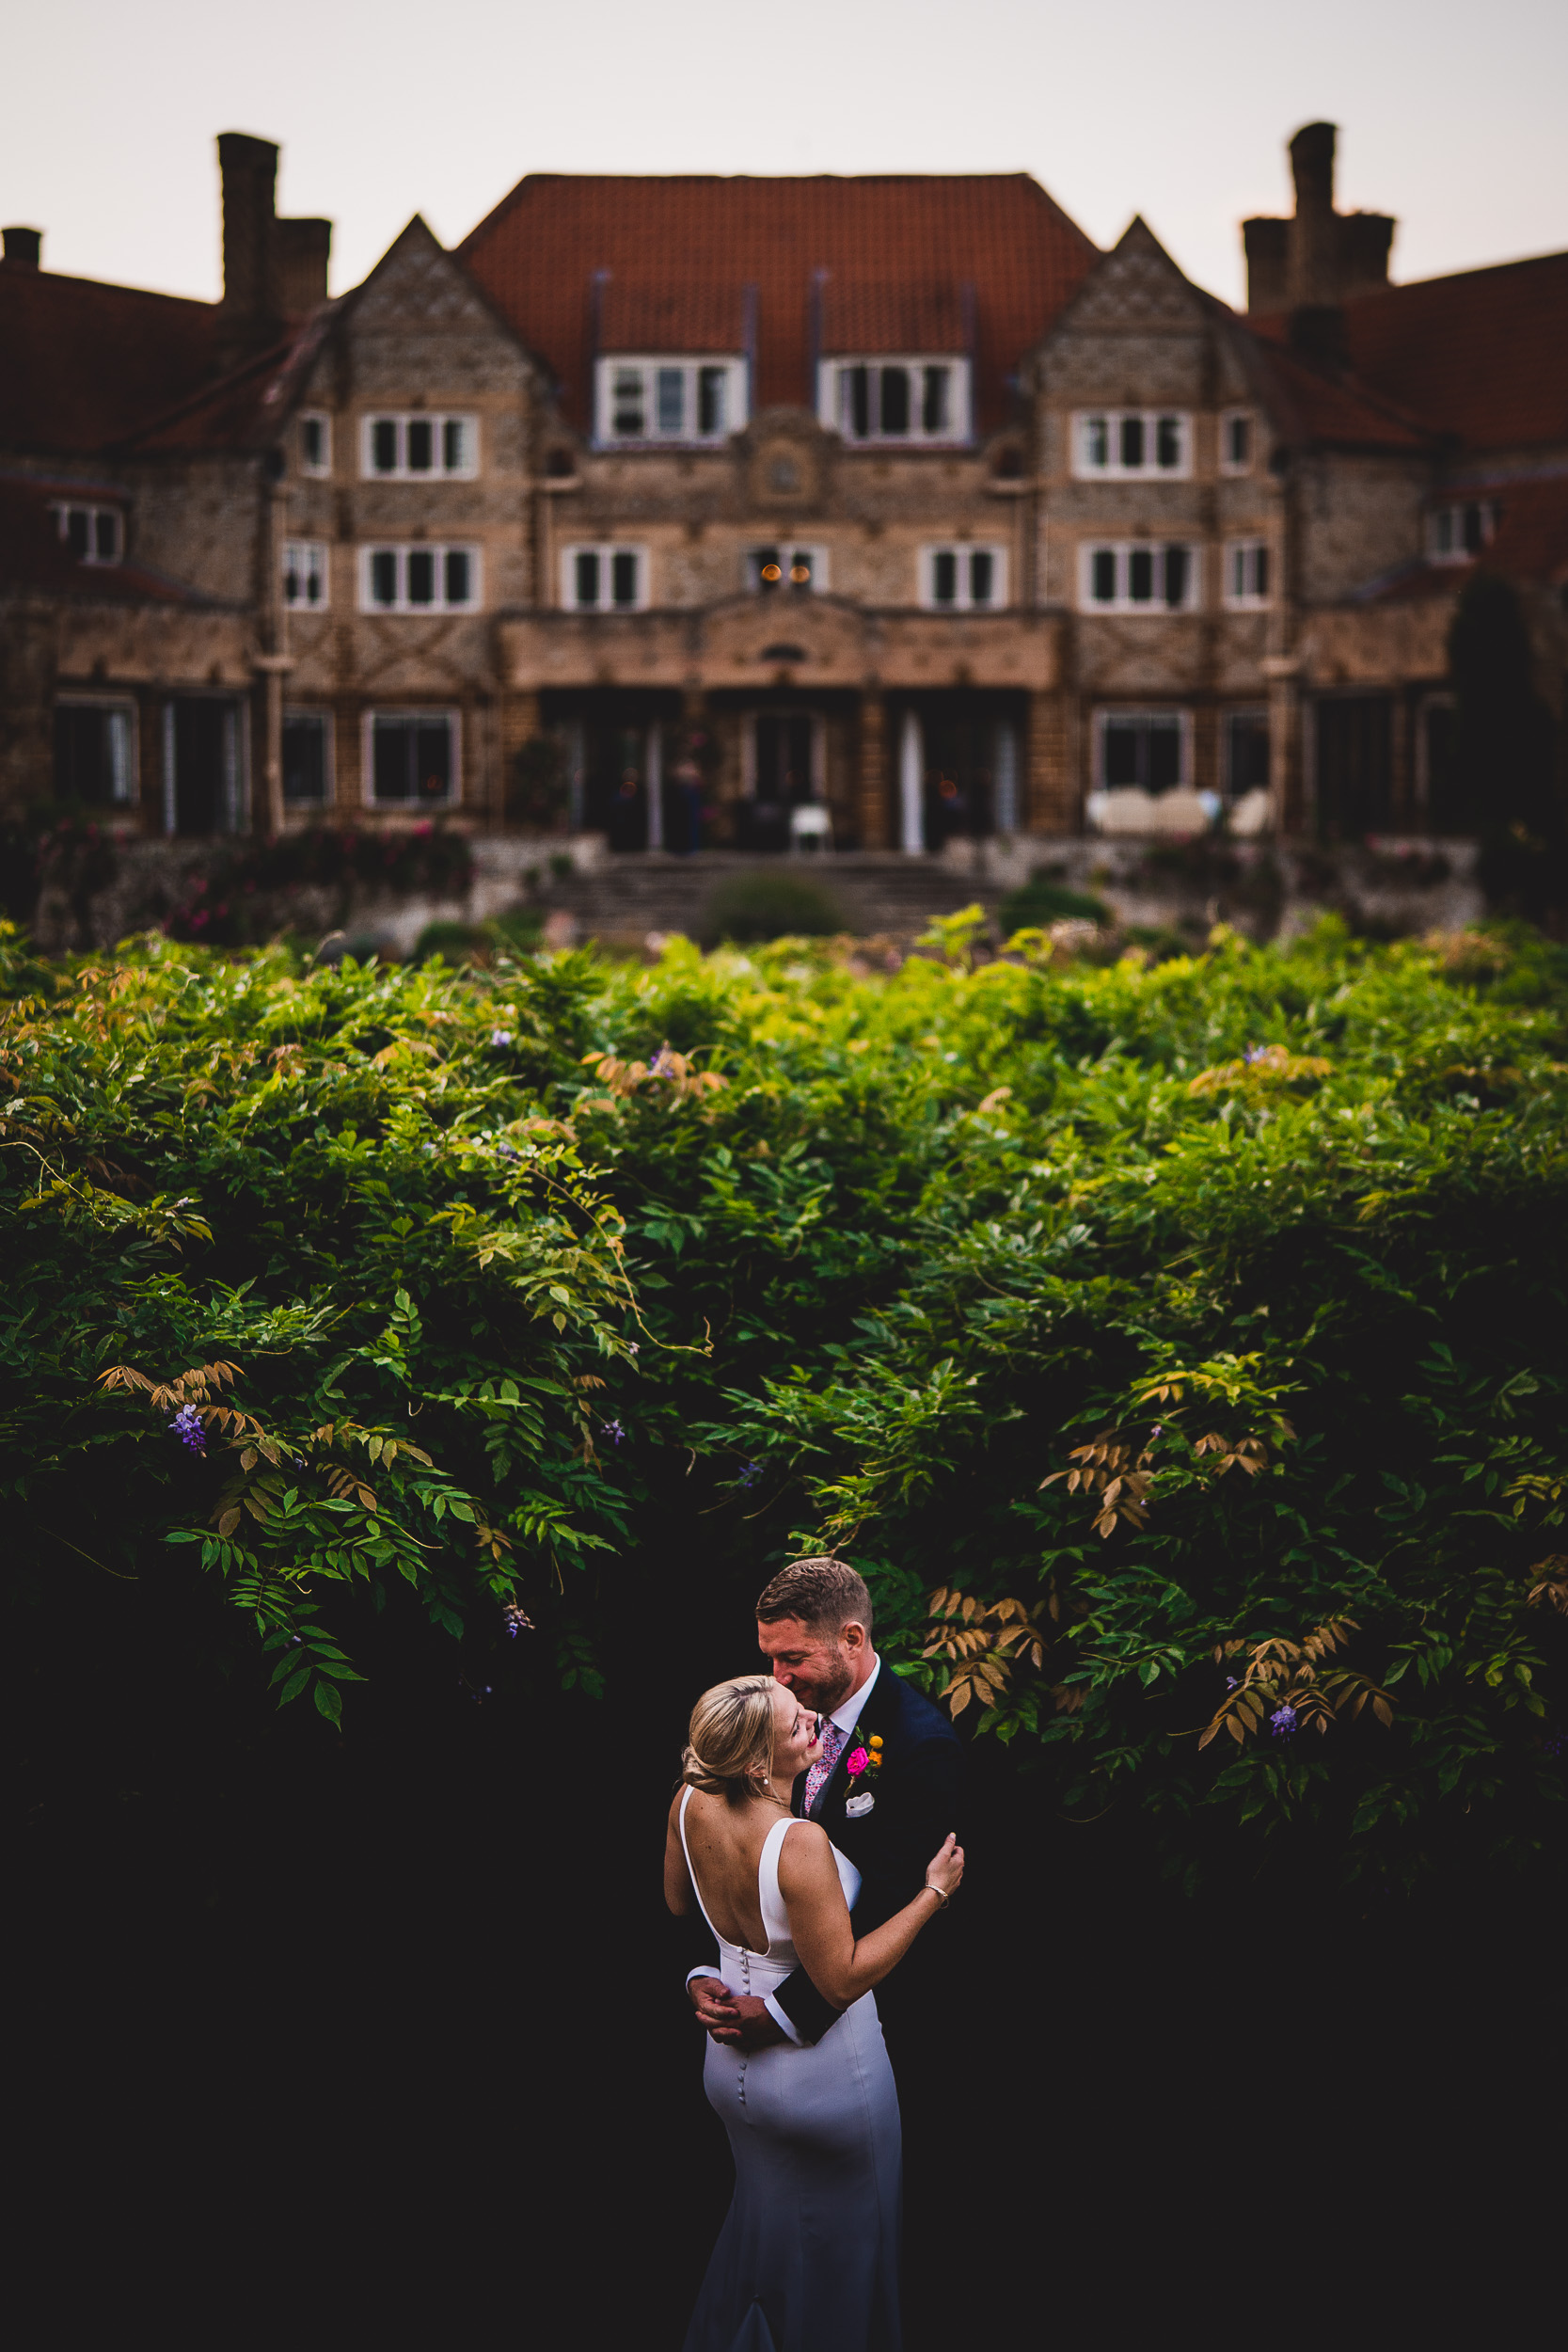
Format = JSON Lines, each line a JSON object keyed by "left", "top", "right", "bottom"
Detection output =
{"left": 680, "top": 1788, "right": 903, "bottom": 2352}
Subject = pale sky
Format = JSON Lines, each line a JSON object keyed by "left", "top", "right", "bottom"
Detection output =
{"left": 5, "top": 0, "right": 1565, "bottom": 312}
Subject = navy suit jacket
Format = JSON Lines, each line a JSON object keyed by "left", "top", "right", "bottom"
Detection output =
{"left": 772, "top": 1662, "right": 962, "bottom": 2046}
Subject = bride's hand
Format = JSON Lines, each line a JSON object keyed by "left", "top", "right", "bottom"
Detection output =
{"left": 924, "top": 1832, "right": 964, "bottom": 1901}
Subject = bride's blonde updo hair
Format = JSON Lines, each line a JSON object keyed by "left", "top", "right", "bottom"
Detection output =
{"left": 682, "top": 1675, "right": 780, "bottom": 1804}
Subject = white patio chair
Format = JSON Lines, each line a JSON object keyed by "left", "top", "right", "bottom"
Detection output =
{"left": 789, "top": 804, "right": 832, "bottom": 852}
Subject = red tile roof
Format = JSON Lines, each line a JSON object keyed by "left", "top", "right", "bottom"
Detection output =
{"left": 1252, "top": 249, "right": 1568, "bottom": 456}
{"left": 1244, "top": 332, "right": 1437, "bottom": 454}
{"left": 122, "top": 312, "right": 329, "bottom": 454}
{"left": 0, "top": 265, "right": 222, "bottom": 455}
{"left": 459, "top": 174, "right": 1099, "bottom": 436}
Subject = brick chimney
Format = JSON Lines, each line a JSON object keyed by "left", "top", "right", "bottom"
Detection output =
{"left": 1287, "top": 122, "right": 1338, "bottom": 310}
{"left": 1242, "top": 122, "right": 1396, "bottom": 326}
{"left": 2, "top": 226, "right": 42, "bottom": 269}
{"left": 219, "top": 132, "right": 282, "bottom": 325}
{"left": 216, "top": 133, "right": 332, "bottom": 359}
{"left": 277, "top": 215, "right": 332, "bottom": 317}
{"left": 1241, "top": 217, "right": 1288, "bottom": 315}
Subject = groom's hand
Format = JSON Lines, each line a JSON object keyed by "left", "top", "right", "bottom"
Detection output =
{"left": 687, "top": 1978, "right": 786, "bottom": 2050}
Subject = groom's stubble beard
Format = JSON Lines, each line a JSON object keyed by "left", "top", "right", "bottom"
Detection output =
{"left": 794, "top": 1648, "right": 854, "bottom": 1718}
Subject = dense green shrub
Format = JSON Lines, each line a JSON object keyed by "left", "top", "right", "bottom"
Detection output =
{"left": 997, "top": 873, "right": 1112, "bottom": 931}
{"left": 412, "top": 908, "right": 544, "bottom": 964}
{"left": 699, "top": 869, "right": 845, "bottom": 943}
{"left": 3, "top": 914, "right": 1565, "bottom": 1887}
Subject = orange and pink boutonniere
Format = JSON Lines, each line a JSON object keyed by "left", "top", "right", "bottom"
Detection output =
{"left": 844, "top": 1734, "right": 884, "bottom": 1813}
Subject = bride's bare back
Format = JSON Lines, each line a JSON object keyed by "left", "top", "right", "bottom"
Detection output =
{"left": 675, "top": 1788, "right": 785, "bottom": 1950}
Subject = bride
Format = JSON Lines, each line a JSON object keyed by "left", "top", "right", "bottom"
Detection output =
{"left": 666, "top": 1673, "right": 964, "bottom": 2352}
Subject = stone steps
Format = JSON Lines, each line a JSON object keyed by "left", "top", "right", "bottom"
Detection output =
{"left": 484, "top": 851, "right": 1009, "bottom": 944}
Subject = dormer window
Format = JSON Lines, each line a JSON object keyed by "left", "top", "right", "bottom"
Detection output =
{"left": 819, "top": 359, "right": 971, "bottom": 445}
{"left": 594, "top": 358, "right": 746, "bottom": 446}
{"left": 1073, "top": 411, "right": 1192, "bottom": 480}
{"left": 54, "top": 503, "right": 121, "bottom": 564}
{"left": 1428, "top": 501, "right": 1499, "bottom": 564}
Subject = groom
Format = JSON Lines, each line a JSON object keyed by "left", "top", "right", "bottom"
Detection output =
{"left": 689, "top": 1556, "right": 961, "bottom": 2050}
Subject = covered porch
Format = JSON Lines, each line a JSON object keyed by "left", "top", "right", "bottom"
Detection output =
{"left": 495, "top": 596, "right": 1070, "bottom": 849}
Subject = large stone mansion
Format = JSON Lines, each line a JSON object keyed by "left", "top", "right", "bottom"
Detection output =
{"left": 2, "top": 124, "right": 1564, "bottom": 850}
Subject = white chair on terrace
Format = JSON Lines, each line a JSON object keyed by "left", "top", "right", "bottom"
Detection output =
{"left": 790, "top": 804, "right": 832, "bottom": 853}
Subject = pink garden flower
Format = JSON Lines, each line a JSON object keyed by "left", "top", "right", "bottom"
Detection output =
{"left": 845, "top": 1747, "right": 869, "bottom": 1779}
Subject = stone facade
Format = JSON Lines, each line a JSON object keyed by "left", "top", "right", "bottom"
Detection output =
{"left": 2, "top": 123, "right": 1563, "bottom": 855}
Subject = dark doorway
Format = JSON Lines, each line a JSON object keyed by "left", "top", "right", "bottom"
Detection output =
{"left": 170, "top": 699, "right": 243, "bottom": 835}
{"left": 742, "top": 713, "right": 815, "bottom": 852}
{"left": 1315, "top": 696, "right": 1392, "bottom": 838}
{"left": 1226, "top": 710, "right": 1272, "bottom": 800}
{"left": 584, "top": 723, "right": 648, "bottom": 851}
{"left": 922, "top": 703, "right": 1002, "bottom": 847}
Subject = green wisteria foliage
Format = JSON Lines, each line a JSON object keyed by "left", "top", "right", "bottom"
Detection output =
{"left": 3, "top": 913, "right": 1564, "bottom": 1884}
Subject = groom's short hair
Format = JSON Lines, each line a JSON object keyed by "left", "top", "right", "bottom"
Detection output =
{"left": 755, "top": 1557, "right": 873, "bottom": 1637}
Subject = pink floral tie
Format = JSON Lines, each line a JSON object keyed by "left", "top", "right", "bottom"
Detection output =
{"left": 804, "top": 1718, "right": 847, "bottom": 1812}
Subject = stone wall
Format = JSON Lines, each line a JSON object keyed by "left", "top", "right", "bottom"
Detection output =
{"left": 22, "top": 829, "right": 1484, "bottom": 960}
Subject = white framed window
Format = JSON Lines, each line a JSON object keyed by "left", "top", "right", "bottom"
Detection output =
{"left": 53, "top": 503, "right": 122, "bottom": 564}
{"left": 920, "top": 544, "right": 1008, "bottom": 610}
{"left": 365, "top": 709, "right": 460, "bottom": 808}
{"left": 594, "top": 358, "right": 746, "bottom": 446}
{"left": 561, "top": 544, "right": 649, "bottom": 611}
{"left": 747, "top": 544, "right": 829, "bottom": 593}
{"left": 360, "top": 414, "right": 479, "bottom": 480}
{"left": 282, "top": 710, "right": 332, "bottom": 806}
{"left": 1220, "top": 411, "right": 1254, "bottom": 476}
{"left": 1095, "top": 707, "right": 1192, "bottom": 792}
{"left": 359, "top": 545, "right": 481, "bottom": 614}
{"left": 282, "top": 540, "right": 329, "bottom": 611}
{"left": 1072, "top": 411, "right": 1192, "bottom": 480}
{"left": 1428, "top": 500, "right": 1499, "bottom": 564}
{"left": 1223, "top": 540, "right": 1271, "bottom": 610}
{"left": 54, "top": 697, "right": 137, "bottom": 805}
{"left": 299, "top": 412, "right": 332, "bottom": 477}
{"left": 818, "top": 358, "right": 972, "bottom": 446}
{"left": 1080, "top": 542, "right": 1200, "bottom": 613}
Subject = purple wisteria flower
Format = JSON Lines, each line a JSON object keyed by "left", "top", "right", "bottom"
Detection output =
{"left": 1243, "top": 1043, "right": 1268, "bottom": 1065}
{"left": 502, "top": 1603, "right": 534, "bottom": 1639}
{"left": 600, "top": 1418, "right": 626, "bottom": 1446}
{"left": 736, "top": 1461, "right": 762, "bottom": 1489}
{"left": 490, "top": 1028, "right": 514, "bottom": 1047}
{"left": 169, "top": 1405, "right": 206, "bottom": 1454}
{"left": 1226, "top": 1676, "right": 1240, "bottom": 1691}
{"left": 496, "top": 1143, "right": 520, "bottom": 1161}
{"left": 1270, "top": 1703, "right": 1298, "bottom": 1739}
{"left": 648, "top": 1047, "right": 675, "bottom": 1078}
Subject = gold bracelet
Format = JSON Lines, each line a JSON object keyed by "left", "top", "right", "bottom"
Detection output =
{"left": 923, "top": 1882, "right": 949, "bottom": 1910}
